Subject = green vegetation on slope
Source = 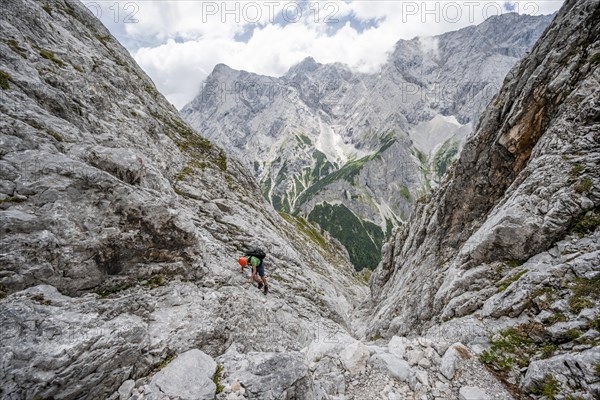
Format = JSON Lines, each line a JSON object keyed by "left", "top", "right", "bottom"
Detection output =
{"left": 0, "top": 70, "right": 11, "bottom": 90}
{"left": 261, "top": 133, "right": 398, "bottom": 271}
{"left": 308, "top": 202, "right": 385, "bottom": 270}
{"left": 297, "top": 134, "right": 396, "bottom": 207}
{"left": 432, "top": 139, "right": 460, "bottom": 177}
{"left": 311, "top": 150, "right": 335, "bottom": 182}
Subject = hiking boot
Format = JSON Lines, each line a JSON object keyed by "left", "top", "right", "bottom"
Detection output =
{"left": 263, "top": 285, "right": 269, "bottom": 295}
{"left": 257, "top": 281, "right": 264, "bottom": 290}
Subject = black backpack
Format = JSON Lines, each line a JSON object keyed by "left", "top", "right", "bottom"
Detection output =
{"left": 245, "top": 248, "right": 266, "bottom": 261}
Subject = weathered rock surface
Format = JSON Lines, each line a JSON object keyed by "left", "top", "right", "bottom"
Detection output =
{"left": 146, "top": 349, "right": 216, "bottom": 400}
{"left": 459, "top": 386, "right": 490, "bottom": 400}
{"left": 367, "top": 0, "right": 600, "bottom": 398}
{"left": 0, "top": 1, "right": 366, "bottom": 398}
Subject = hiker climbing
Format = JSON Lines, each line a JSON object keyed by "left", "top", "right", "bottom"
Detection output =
{"left": 238, "top": 248, "right": 269, "bottom": 295}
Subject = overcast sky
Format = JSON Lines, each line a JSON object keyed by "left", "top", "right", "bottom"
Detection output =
{"left": 81, "top": 1, "right": 565, "bottom": 109}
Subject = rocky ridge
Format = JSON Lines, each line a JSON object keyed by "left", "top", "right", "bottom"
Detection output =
{"left": 366, "top": 0, "right": 600, "bottom": 398}
{"left": 181, "top": 13, "right": 553, "bottom": 270}
{"left": 0, "top": 0, "right": 366, "bottom": 398}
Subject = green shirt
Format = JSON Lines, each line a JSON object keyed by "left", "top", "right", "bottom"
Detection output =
{"left": 248, "top": 256, "right": 261, "bottom": 268}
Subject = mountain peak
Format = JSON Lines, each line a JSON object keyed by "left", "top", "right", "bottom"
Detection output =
{"left": 212, "top": 62, "right": 235, "bottom": 74}
{"left": 287, "top": 56, "right": 320, "bottom": 75}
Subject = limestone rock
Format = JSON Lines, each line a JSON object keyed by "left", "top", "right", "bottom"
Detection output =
{"left": 118, "top": 380, "right": 135, "bottom": 400}
{"left": 0, "top": 1, "right": 366, "bottom": 398}
{"left": 217, "top": 350, "right": 312, "bottom": 399}
{"left": 369, "top": 353, "right": 413, "bottom": 382}
{"left": 522, "top": 347, "right": 600, "bottom": 395}
{"left": 388, "top": 336, "right": 409, "bottom": 359}
{"left": 366, "top": 2, "right": 600, "bottom": 398}
{"left": 459, "top": 386, "right": 490, "bottom": 400}
{"left": 440, "top": 343, "right": 469, "bottom": 380}
{"left": 147, "top": 350, "right": 217, "bottom": 400}
{"left": 340, "top": 341, "right": 370, "bottom": 376}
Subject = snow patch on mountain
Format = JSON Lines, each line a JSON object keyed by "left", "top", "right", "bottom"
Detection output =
{"left": 410, "top": 115, "right": 472, "bottom": 154}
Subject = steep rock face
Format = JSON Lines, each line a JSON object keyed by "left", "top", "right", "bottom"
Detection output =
{"left": 181, "top": 14, "right": 553, "bottom": 270}
{"left": 0, "top": 1, "right": 367, "bottom": 398}
{"left": 367, "top": 0, "right": 600, "bottom": 397}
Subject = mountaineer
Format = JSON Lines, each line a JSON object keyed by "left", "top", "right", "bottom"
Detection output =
{"left": 238, "top": 248, "right": 269, "bottom": 295}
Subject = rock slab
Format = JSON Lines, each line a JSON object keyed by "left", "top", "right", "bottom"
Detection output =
{"left": 148, "top": 349, "right": 217, "bottom": 400}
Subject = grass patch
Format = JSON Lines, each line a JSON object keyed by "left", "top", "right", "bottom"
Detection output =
{"left": 564, "top": 329, "right": 581, "bottom": 341}
{"left": 570, "top": 297, "right": 594, "bottom": 314}
{"left": 480, "top": 349, "right": 514, "bottom": 371}
{"left": 42, "top": 3, "right": 52, "bottom": 14}
{"left": 60, "top": 1, "right": 79, "bottom": 18}
{"left": 213, "top": 364, "right": 224, "bottom": 394}
{"left": 0, "top": 196, "right": 26, "bottom": 204}
{"left": 96, "top": 35, "right": 112, "bottom": 45}
{"left": 496, "top": 270, "right": 528, "bottom": 293}
{"left": 566, "top": 396, "right": 585, "bottom": 400}
{"left": 569, "top": 275, "right": 600, "bottom": 313}
{"left": 314, "top": 356, "right": 321, "bottom": 362}
{"left": 0, "top": 70, "right": 11, "bottom": 90}
{"left": 175, "top": 134, "right": 212, "bottom": 154}
{"left": 574, "top": 178, "right": 593, "bottom": 194}
{"left": 590, "top": 53, "right": 600, "bottom": 65}
{"left": 595, "top": 363, "right": 600, "bottom": 377}
{"left": 541, "top": 344, "right": 556, "bottom": 359}
{"left": 297, "top": 134, "right": 312, "bottom": 146}
{"left": 548, "top": 312, "right": 566, "bottom": 324}
{"left": 95, "top": 283, "right": 134, "bottom": 298}
{"left": 356, "top": 269, "right": 372, "bottom": 284}
{"left": 531, "top": 374, "right": 560, "bottom": 400}
{"left": 588, "top": 316, "right": 600, "bottom": 331}
{"left": 571, "top": 212, "right": 600, "bottom": 238}
{"left": 158, "top": 354, "right": 174, "bottom": 370}
{"left": 505, "top": 259, "right": 524, "bottom": 269}
{"left": 368, "top": 334, "right": 383, "bottom": 342}
{"left": 215, "top": 152, "right": 227, "bottom": 172}
{"left": 47, "top": 130, "right": 64, "bottom": 142}
{"left": 173, "top": 159, "right": 210, "bottom": 190}
{"left": 480, "top": 324, "right": 542, "bottom": 371}
{"left": 38, "top": 49, "right": 65, "bottom": 67}
{"left": 570, "top": 164, "right": 584, "bottom": 177}
{"left": 3, "top": 39, "right": 27, "bottom": 58}
{"left": 144, "top": 275, "right": 164, "bottom": 288}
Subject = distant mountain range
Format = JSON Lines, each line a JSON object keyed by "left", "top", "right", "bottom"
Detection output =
{"left": 181, "top": 12, "right": 554, "bottom": 270}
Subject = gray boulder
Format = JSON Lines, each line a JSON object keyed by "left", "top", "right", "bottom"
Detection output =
{"left": 217, "top": 350, "right": 312, "bottom": 399}
{"left": 369, "top": 353, "right": 413, "bottom": 382}
{"left": 147, "top": 350, "right": 216, "bottom": 400}
{"left": 459, "top": 386, "right": 490, "bottom": 400}
{"left": 440, "top": 343, "right": 469, "bottom": 380}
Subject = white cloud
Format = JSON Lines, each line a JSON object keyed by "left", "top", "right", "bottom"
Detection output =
{"left": 90, "top": 1, "right": 565, "bottom": 109}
